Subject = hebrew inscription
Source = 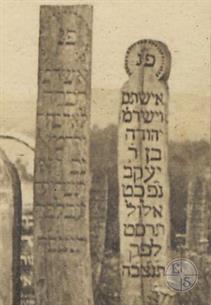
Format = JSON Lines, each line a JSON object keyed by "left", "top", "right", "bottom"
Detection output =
{"left": 0, "top": 148, "right": 22, "bottom": 305}
{"left": 34, "top": 6, "right": 94, "bottom": 305}
{"left": 118, "top": 39, "right": 171, "bottom": 305}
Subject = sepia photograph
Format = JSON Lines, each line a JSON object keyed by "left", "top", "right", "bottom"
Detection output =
{"left": 0, "top": 1, "right": 210, "bottom": 305}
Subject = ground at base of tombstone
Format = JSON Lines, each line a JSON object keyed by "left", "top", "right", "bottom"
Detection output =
{"left": 95, "top": 252, "right": 211, "bottom": 305}
{"left": 20, "top": 252, "right": 211, "bottom": 305}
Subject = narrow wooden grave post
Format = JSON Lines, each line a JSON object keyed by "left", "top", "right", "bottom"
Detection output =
{"left": 90, "top": 173, "right": 108, "bottom": 292}
{"left": 0, "top": 148, "right": 22, "bottom": 305}
{"left": 34, "top": 6, "right": 94, "bottom": 305}
{"left": 118, "top": 39, "right": 172, "bottom": 305}
{"left": 186, "top": 176, "right": 209, "bottom": 254}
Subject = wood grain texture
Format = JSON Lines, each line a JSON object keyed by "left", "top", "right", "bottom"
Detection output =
{"left": 118, "top": 39, "right": 172, "bottom": 305}
{"left": 34, "top": 6, "right": 94, "bottom": 305}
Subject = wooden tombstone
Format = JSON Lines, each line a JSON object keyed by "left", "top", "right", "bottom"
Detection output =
{"left": 118, "top": 39, "right": 172, "bottom": 305}
{"left": 34, "top": 6, "right": 94, "bottom": 305}
{"left": 90, "top": 173, "right": 108, "bottom": 292}
{"left": 0, "top": 148, "right": 22, "bottom": 305}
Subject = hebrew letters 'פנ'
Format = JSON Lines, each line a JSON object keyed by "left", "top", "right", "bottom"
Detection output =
{"left": 118, "top": 39, "right": 172, "bottom": 305}
{"left": 33, "top": 6, "right": 94, "bottom": 305}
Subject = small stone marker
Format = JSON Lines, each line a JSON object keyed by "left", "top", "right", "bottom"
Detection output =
{"left": 118, "top": 39, "right": 171, "bottom": 305}
{"left": 0, "top": 148, "right": 22, "bottom": 305}
{"left": 34, "top": 5, "right": 94, "bottom": 305}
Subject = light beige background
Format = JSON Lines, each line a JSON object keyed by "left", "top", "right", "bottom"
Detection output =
{"left": 0, "top": 0, "right": 210, "bottom": 142}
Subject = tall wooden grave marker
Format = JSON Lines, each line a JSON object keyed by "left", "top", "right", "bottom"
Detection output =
{"left": 186, "top": 176, "right": 209, "bottom": 254}
{"left": 0, "top": 148, "right": 22, "bottom": 305}
{"left": 90, "top": 173, "right": 108, "bottom": 292}
{"left": 34, "top": 6, "right": 94, "bottom": 305}
{"left": 118, "top": 39, "right": 171, "bottom": 305}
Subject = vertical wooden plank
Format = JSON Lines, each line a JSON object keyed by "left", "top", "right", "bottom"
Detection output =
{"left": 118, "top": 39, "right": 172, "bottom": 305}
{"left": 186, "top": 176, "right": 209, "bottom": 254}
{"left": 0, "top": 148, "right": 22, "bottom": 305}
{"left": 34, "top": 6, "right": 94, "bottom": 305}
{"left": 90, "top": 173, "right": 108, "bottom": 292}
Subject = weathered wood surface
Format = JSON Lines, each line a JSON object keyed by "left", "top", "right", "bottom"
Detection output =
{"left": 34, "top": 6, "right": 94, "bottom": 305}
{"left": 118, "top": 39, "right": 172, "bottom": 305}
{"left": 0, "top": 148, "right": 22, "bottom": 305}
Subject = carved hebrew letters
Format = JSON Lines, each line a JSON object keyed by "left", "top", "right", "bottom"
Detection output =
{"left": 0, "top": 148, "right": 22, "bottom": 305}
{"left": 34, "top": 6, "right": 94, "bottom": 305}
{"left": 118, "top": 39, "right": 171, "bottom": 305}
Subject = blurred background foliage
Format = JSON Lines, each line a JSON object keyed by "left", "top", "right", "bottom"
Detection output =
{"left": 12, "top": 124, "right": 210, "bottom": 305}
{"left": 90, "top": 124, "right": 210, "bottom": 305}
{"left": 90, "top": 124, "right": 210, "bottom": 252}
